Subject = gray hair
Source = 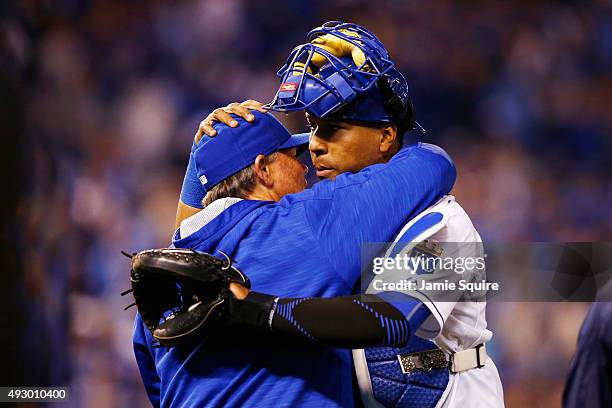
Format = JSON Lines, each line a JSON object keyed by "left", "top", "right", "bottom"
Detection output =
{"left": 203, "top": 152, "right": 279, "bottom": 206}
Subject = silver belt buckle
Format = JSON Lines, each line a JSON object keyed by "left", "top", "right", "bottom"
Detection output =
{"left": 397, "top": 349, "right": 449, "bottom": 374}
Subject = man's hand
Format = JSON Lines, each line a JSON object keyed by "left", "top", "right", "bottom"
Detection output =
{"left": 194, "top": 100, "right": 268, "bottom": 143}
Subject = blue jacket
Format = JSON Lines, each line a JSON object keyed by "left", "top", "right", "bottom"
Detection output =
{"left": 133, "top": 143, "right": 456, "bottom": 407}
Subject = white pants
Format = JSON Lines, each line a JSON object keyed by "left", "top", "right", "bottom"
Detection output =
{"left": 437, "top": 359, "right": 505, "bottom": 408}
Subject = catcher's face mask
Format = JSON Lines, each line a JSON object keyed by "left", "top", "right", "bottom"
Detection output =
{"left": 267, "top": 21, "right": 396, "bottom": 119}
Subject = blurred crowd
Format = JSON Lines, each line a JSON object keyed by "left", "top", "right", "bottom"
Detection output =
{"left": 2, "top": 0, "right": 611, "bottom": 406}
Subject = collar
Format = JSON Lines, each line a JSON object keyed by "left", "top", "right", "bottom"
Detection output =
{"left": 179, "top": 197, "right": 244, "bottom": 239}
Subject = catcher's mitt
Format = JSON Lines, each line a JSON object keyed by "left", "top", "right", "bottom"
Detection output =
{"left": 122, "top": 248, "right": 251, "bottom": 347}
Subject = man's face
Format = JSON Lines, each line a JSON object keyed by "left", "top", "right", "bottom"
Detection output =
{"left": 269, "top": 148, "right": 309, "bottom": 197}
{"left": 306, "top": 114, "right": 392, "bottom": 180}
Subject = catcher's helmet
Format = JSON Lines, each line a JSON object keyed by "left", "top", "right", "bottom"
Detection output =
{"left": 267, "top": 21, "right": 423, "bottom": 133}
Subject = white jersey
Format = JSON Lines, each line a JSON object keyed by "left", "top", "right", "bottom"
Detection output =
{"left": 354, "top": 195, "right": 504, "bottom": 408}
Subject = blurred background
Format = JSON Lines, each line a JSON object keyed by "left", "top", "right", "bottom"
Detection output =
{"left": 1, "top": 0, "right": 611, "bottom": 406}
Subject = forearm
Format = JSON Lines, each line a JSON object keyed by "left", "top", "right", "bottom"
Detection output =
{"left": 231, "top": 292, "right": 430, "bottom": 349}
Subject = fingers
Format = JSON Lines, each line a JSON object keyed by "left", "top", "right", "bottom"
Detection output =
{"left": 240, "top": 99, "right": 268, "bottom": 113}
{"left": 227, "top": 102, "right": 256, "bottom": 122}
{"left": 214, "top": 107, "right": 239, "bottom": 127}
{"left": 194, "top": 100, "right": 268, "bottom": 143}
{"left": 195, "top": 108, "right": 237, "bottom": 142}
{"left": 194, "top": 119, "right": 209, "bottom": 143}
{"left": 229, "top": 282, "right": 250, "bottom": 300}
{"left": 226, "top": 100, "right": 269, "bottom": 122}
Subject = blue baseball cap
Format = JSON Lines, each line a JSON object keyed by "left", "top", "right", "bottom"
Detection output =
{"left": 194, "top": 111, "right": 309, "bottom": 190}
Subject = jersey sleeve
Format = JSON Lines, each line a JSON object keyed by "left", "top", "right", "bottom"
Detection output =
{"left": 133, "top": 314, "right": 161, "bottom": 408}
{"left": 303, "top": 143, "right": 456, "bottom": 288}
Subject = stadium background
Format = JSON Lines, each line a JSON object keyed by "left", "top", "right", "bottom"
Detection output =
{"left": 2, "top": 0, "right": 611, "bottom": 406}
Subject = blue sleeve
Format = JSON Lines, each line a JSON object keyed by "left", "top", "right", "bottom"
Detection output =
{"left": 179, "top": 142, "right": 206, "bottom": 208}
{"left": 133, "top": 314, "right": 161, "bottom": 408}
{"left": 303, "top": 143, "right": 456, "bottom": 287}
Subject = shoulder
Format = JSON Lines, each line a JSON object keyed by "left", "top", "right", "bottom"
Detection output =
{"left": 428, "top": 196, "right": 480, "bottom": 243}
{"left": 389, "top": 196, "right": 480, "bottom": 246}
{"left": 414, "top": 142, "right": 454, "bottom": 166}
{"left": 400, "top": 195, "right": 471, "bottom": 233}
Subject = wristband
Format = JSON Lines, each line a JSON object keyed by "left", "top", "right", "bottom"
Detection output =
{"left": 226, "top": 292, "right": 276, "bottom": 331}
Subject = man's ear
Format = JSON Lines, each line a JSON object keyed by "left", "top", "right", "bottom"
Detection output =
{"left": 254, "top": 154, "right": 273, "bottom": 187}
{"left": 379, "top": 125, "right": 399, "bottom": 156}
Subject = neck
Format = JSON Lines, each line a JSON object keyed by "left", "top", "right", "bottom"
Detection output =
{"left": 246, "top": 185, "right": 278, "bottom": 202}
{"left": 383, "top": 142, "right": 401, "bottom": 162}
